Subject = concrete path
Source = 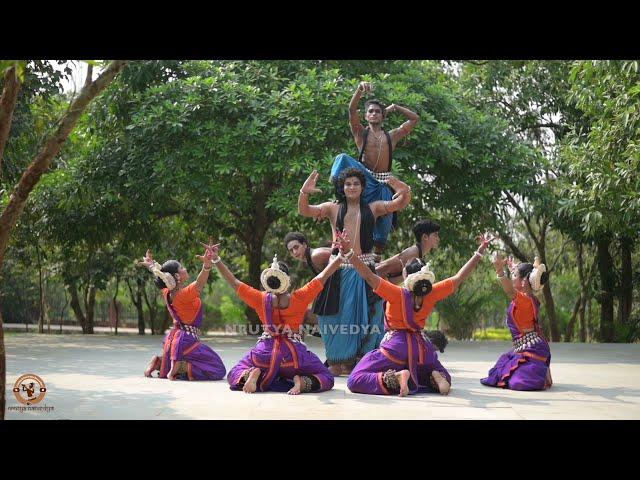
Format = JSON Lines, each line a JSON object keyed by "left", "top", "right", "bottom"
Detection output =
{"left": 5, "top": 333, "right": 640, "bottom": 420}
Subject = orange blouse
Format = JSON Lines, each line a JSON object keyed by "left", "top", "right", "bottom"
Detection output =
{"left": 236, "top": 279, "right": 324, "bottom": 331}
{"left": 163, "top": 282, "right": 201, "bottom": 325}
{"left": 374, "top": 278, "right": 455, "bottom": 330}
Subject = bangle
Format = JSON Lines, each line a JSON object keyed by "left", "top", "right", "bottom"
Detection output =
{"left": 344, "top": 249, "right": 355, "bottom": 260}
{"left": 299, "top": 190, "right": 309, "bottom": 195}
{"left": 474, "top": 251, "right": 483, "bottom": 259}
{"left": 212, "top": 257, "right": 222, "bottom": 264}
{"left": 496, "top": 272, "right": 505, "bottom": 279}
{"left": 203, "top": 265, "right": 213, "bottom": 271}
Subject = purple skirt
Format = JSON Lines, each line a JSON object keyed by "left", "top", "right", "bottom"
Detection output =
{"left": 159, "top": 328, "right": 226, "bottom": 381}
{"left": 480, "top": 341, "right": 552, "bottom": 391}
{"left": 347, "top": 330, "right": 450, "bottom": 395}
{"left": 228, "top": 336, "right": 334, "bottom": 393}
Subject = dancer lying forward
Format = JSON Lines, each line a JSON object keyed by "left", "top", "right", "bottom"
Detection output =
{"left": 340, "top": 231, "right": 495, "bottom": 397}
{"left": 214, "top": 245, "right": 342, "bottom": 394}
{"left": 139, "top": 243, "right": 226, "bottom": 381}
{"left": 480, "top": 254, "right": 553, "bottom": 391}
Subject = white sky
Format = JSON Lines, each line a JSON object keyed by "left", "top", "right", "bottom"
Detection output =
{"left": 48, "top": 60, "right": 103, "bottom": 93}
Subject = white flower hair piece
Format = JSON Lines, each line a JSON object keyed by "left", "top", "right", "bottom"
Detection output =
{"left": 529, "top": 256, "right": 547, "bottom": 292}
{"left": 149, "top": 260, "right": 177, "bottom": 291}
{"left": 260, "top": 254, "right": 291, "bottom": 295}
{"left": 404, "top": 261, "right": 436, "bottom": 293}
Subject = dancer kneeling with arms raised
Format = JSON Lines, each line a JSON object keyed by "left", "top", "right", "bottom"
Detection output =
{"left": 480, "top": 254, "right": 552, "bottom": 391}
{"left": 338, "top": 231, "right": 495, "bottom": 397}
{"left": 214, "top": 245, "right": 342, "bottom": 395}
{"left": 139, "top": 242, "right": 226, "bottom": 381}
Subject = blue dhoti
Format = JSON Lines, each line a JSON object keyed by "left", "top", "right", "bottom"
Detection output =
{"left": 316, "top": 267, "right": 384, "bottom": 364}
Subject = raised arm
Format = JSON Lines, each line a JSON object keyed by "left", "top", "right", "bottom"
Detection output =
{"left": 450, "top": 233, "right": 496, "bottom": 290}
{"left": 387, "top": 103, "right": 420, "bottom": 145}
{"left": 349, "top": 81, "right": 371, "bottom": 145}
{"left": 369, "top": 175, "right": 411, "bottom": 219}
{"left": 194, "top": 239, "right": 217, "bottom": 293}
{"left": 298, "top": 170, "right": 334, "bottom": 220}
{"left": 494, "top": 253, "right": 517, "bottom": 299}
{"left": 314, "top": 253, "right": 343, "bottom": 285}
{"left": 210, "top": 245, "right": 242, "bottom": 291}
{"left": 335, "top": 231, "right": 381, "bottom": 290}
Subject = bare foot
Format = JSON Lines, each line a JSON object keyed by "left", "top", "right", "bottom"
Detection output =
{"left": 396, "top": 370, "right": 411, "bottom": 397}
{"left": 328, "top": 364, "right": 342, "bottom": 376}
{"left": 545, "top": 368, "right": 553, "bottom": 389}
{"left": 431, "top": 371, "right": 450, "bottom": 395}
{"left": 144, "top": 355, "right": 161, "bottom": 378}
{"left": 243, "top": 368, "right": 261, "bottom": 394}
{"left": 341, "top": 363, "right": 354, "bottom": 376}
{"left": 287, "top": 375, "right": 302, "bottom": 395}
{"left": 167, "top": 360, "right": 180, "bottom": 381}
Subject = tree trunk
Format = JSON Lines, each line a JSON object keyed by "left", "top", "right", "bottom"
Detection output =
{"left": 586, "top": 297, "right": 592, "bottom": 342}
{"left": 618, "top": 236, "right": 633, "bottom": 326}
{"left": 36, "top": 241, "right": 44, "bottom": 334}
{"left": 142, "top": 282, "right": 158, "bottom": 335}
{"left": 564, "top": 296, "right": 581, "bottom": 342}
{"left": 536, "top": 235, "right": 560, "bottom": 341}
{"left": 597, "top": 238, "right": 615, "bottom": 342}
{"left": 84, "top": 285, "right": 96, "bottom": 335}
{"left": 126, "top": 278, "right": 145, "bottom": 335}
{"left": 565, "top": 243, "right": 586, "bottom": 342}
{"left": 112, "top": 275, "right": 120, "bottom": 336}
{"left": 244, "top": 196, "right": 271, "bottom": 335}
{"left": 0, "top": 60, "right": 128, "bottom": 268}
{"left": 136, "top": 277, "right": 145, "bottom": 335}
{"left": 0, "top": 308, "right": 5, "bottom": 419}
{"left": 59, "top": 290, "right": 69, "bottom": 334}
{"left": 0, "top": 65, "right": 22, "bottom": 174}
{"left": 68, "top": 283, "right": 87, "bottom": 332}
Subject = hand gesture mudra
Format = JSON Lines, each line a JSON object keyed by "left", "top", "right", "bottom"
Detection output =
{"left": 301, "top": 170, "right": 322, "bottom": 195}
{"left": 333, "top": 229, "right": 352, "bottom": 253}
{"left": 358, "top": 81, "right": 373, "bottom": 94}
{"left": 493, "top": 252, "right": 507, "bottom": 270}
{"left": 385, "top": 104, "right": 397, "bottom": 115}
{"left": 138, "top": 249, "right": 155, "bottom": 269}
{"left": 476, "top": 232, "right": 497, "bottom": 253}
{"left": 197, "top": 237, "right": 220, "bottom": 264}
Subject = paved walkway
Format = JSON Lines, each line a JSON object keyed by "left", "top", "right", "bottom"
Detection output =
{"left": 5, "top": 333, "right": 640, "bottom": 419}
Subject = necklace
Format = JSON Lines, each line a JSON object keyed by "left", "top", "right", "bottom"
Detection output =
{"left": 367, "top": 128, "right": 385, "bottom": 171}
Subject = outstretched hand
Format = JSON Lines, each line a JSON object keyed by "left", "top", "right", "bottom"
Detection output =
{"left": 493, "top": 252, "right": 507, "bottom": 271}
{"left": 476, "top": 232, "right": 497, "bottom": 253}
{"left": 332, "top": 229, "right": 352, "bottom": 254}
{"left": 197, "top": 237, "right": 220, "bottom": 266}
{"left": 301, "top": 170, "right": 322, "bottom": 195}
{"left": 138, "top": 249, "right": 155, "bottom": 269}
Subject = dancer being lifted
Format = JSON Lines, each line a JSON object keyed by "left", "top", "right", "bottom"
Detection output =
{"left": 299, "top": 167, "right": 411, "bottom": 376}
{"left": 331, "top": 81, "right": 420, "bottom": 256}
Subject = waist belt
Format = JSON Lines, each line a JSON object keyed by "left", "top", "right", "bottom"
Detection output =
{"left": 367, "top": 169, "right": 393, "bottom": 184}
{"left": 177, "top": 323, "right": 201, "bottom": 339}
{"left": 258, "top": 330, "right": 304, "bottom": 345}
{"left": 513, "top": 331, "right": 543, "bottom": 352}
{"left": 336, "top": 253, "right": 377, "bottom": 268}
